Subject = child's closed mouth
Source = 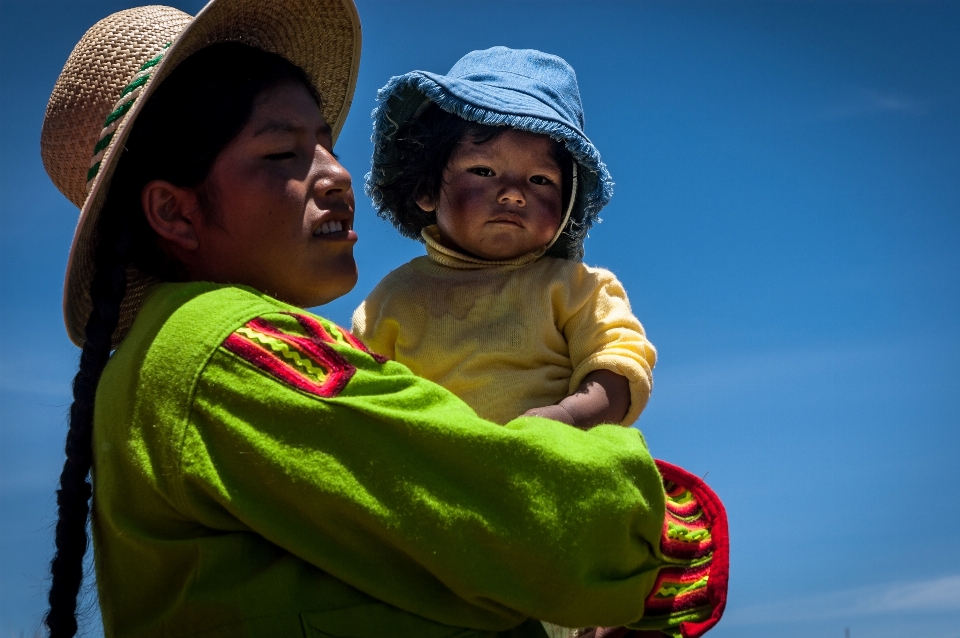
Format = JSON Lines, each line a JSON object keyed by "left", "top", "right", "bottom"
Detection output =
{"left": 487, "top": 214, "right": 525, "bottom": 227}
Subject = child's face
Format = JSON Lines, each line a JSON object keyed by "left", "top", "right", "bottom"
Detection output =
{"left": 418, "top": 129, "right": 563, "bottom": 261}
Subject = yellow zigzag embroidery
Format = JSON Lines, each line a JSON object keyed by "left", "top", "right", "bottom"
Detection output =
{"left": 669, "top": 509, "right": 705, "bottom": 524}
{"left": 236, "top": 326, "right": 328, "bottom": 383}
{"left": 667, "top": 489, "right": 696, "bottom": 505}
{"left": 666, "top": 522, "right": 711, "bottom": 543}
{"left": 655, "top": 575, "right": 710, "bottom": 598}
{"left": 662, "top": 551, "right": 714, "bottom": 569}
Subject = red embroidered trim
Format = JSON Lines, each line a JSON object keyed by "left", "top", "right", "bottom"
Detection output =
{"left": 643, "top": 563, "right": 713, "bottom": 612}
{"left": 223, "top": 317, "right": 355, "bottom": 398}
{"left": 287, "top": 312, "right": 389, "bottom": 364}
{"left": 337, "top": 327, "right": 390, "bottom": 364}
{"left": 647, "top": 460, "right": 730, "bottom": 638}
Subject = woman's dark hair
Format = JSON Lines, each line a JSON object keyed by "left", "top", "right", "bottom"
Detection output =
{"left": 377, "top": 103, "right": 577, "bottom": 259}
{"left": 45, "top": 42, "right": 318, "bottom": 638}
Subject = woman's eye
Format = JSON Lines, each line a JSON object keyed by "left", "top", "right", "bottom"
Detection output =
{"left": 265, "top": 151, "right": 296, "bottom": 160}
{"left": 530, "top": 175, "right": 554, "bottom": 185}
{"left": 468, "top": 167, "right": 494, "bottom": 177}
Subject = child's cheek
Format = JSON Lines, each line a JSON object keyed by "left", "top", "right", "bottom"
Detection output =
{"left": 443, "top": 179, "right": 490, "bottom": 219}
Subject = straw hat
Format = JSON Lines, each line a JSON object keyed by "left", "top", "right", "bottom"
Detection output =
{"left": 41, "top": 0, "right": 362, "bottom": 347}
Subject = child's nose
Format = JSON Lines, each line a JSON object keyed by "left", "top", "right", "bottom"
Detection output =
{"left": 498, "top": 184, "right": 526, "bottom": 206}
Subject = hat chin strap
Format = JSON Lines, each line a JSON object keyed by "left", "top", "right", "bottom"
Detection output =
{"left": 543, "top": 162, "right": 578, "bottom": 254}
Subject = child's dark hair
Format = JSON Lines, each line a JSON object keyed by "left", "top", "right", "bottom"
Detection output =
{"left": 375, "top": 103, "right": 579, "bottom": 259}
{"left": 45, "top": 42, "right": 318, "bottom": 638}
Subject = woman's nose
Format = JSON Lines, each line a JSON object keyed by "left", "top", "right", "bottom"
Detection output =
{"left": 313, "top": 145, "right": 353, "bottom": 198}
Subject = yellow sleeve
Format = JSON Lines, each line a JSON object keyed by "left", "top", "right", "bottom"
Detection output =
{"left": 556, "top": 265, "right": 657, "bottom": 426}
{"left": 350, "top": 267, "right": 411, "bottom": 361}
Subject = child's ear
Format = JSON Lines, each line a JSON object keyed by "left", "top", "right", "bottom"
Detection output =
{"left": 415, "top": 194, "right": 437, "bottom": 213}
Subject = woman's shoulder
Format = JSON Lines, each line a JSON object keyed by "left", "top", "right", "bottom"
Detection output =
{"left": 96, "top": 283, "right": 301, "bottom": 474}
{"left": 122, "top": 283, "right": 294, "bottom": 356}
{"left": 113, "top": 282, "right": 354, "bottom": 391}
{"left": 106, "top": 281, "right": 384, "bottom": 419}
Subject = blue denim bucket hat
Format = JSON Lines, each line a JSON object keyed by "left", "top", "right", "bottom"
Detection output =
{"left": 366, "top": 46, "right": 614, "bottom": 260}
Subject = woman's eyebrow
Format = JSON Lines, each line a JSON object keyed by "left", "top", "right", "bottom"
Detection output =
{"left": 252, "top": 120, "right": 332, "bottom": 137}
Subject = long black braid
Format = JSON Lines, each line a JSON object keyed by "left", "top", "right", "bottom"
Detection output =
{"left": 44, "top": 42, "right": 319, "bottom": 637}
{"left": 45, "top": 191, "right": 132, "bottom": 638}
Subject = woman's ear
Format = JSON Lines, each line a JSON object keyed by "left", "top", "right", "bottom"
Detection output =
{"left": 415, "top": 193, "right": 437, "bottom": 213}
{"left": 141, "top": 180, "right": 203, "bottom": 251}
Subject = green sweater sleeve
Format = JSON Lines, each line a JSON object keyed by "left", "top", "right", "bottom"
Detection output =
{"left": 177, "top": 309, "right": 668, "bottom": 631}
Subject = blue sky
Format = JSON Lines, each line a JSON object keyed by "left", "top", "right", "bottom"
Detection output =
{"left": 2, "top": 1, "right": 959, "bottom": 637}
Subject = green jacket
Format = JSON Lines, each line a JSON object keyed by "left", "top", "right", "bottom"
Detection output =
{"left": 91, "top": 283, "right": 702, "bottom": 637}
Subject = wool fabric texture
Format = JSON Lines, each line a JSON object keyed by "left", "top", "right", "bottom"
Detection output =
{"left": 352, "top": 226, "right": 656, "bottom": 426}
{"left": 366, "top": 46, "right": 613, "bottom": 259}
{"left": 92, "top": 282, "right": 676, "bottom": 636}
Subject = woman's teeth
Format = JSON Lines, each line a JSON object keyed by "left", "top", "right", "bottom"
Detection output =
{"left": 317, "top": 220, "right": 345, "bottom": 235}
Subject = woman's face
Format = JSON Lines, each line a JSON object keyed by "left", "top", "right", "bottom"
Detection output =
{"left": 190, "top": 79, "right": 357, "bottom": 307}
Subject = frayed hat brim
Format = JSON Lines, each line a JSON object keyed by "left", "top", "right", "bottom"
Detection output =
{"left": 366, "top": 61, "right": 613, "bottom": 259}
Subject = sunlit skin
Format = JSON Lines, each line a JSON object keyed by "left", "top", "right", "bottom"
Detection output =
{"left": 417, "top": 128, "right": 564, "bottom": 261}
{"left": 142, "top": 80, "right": 358, "bottom": 308}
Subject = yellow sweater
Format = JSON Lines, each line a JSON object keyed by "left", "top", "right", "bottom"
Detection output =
{"left": 352, "top": 226, "right": 656, "bottom": 426}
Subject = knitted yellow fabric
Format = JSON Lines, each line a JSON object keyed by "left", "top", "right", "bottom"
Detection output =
{"left": 353, "top": 226, "right": 656, "bottom": 426}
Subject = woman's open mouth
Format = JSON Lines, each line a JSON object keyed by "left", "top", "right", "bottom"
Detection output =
{"left": 313, "top": 219, "right": 357, "bottom": 241}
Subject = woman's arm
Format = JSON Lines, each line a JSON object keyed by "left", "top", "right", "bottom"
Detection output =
{"left": 112, "top": 285, "right": 725, "bottom": 637}
{"left": 176, "top": 309, "right": 668, "bottom": 631}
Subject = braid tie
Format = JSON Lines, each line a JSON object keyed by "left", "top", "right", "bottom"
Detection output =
{"left": 45, "top": 217, "right": 131, "bottom": 638}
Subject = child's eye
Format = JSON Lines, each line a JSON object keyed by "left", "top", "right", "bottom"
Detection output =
{"left": 264, "top": 151, "right": 296, "bottom": 160}
{"left": 530, "top": 175, "right": 554, "bottom": 185}
{"left": 468, "top": 167, "right": 494, "bottom": 177}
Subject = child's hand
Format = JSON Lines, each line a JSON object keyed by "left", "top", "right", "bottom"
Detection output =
{"left": 523, "top": 404, "right": 577, "bottom": 425}
{"left": 523, "top": 369, "right": 631, "bottom": 429}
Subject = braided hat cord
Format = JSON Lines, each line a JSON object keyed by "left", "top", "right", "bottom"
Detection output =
{"left": 86, "top": 44, "right": 171, "bottom": 189}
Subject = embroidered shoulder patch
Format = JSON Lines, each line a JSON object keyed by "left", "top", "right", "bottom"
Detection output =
{"left": 223, "top": 313, "right": 358, "bottom": 398}
{"left": 641, "top": 460, "right": 730, "bottom": 638}
{"left": 335, "top": 326, "right": 389, "bottom": 364}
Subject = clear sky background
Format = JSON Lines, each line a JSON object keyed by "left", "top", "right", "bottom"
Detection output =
{"left": 2, "top": 1, "right": 959, "bottom": 637}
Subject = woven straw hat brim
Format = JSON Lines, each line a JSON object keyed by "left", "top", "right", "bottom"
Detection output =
{"left": 42, "top": 0, "right": 362, "bottom": 347}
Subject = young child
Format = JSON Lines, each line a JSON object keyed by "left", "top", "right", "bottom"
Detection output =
{"left": 353, "top": 47, "right": 656, "bottom": 431}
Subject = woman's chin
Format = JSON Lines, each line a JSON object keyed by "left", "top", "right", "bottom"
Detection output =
{"left": 306, "top": 267, "right": 359, "bottom": 308}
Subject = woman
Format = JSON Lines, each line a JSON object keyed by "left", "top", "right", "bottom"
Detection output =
{"left": 40, "top": 1, "right": 727, "bottom": 636}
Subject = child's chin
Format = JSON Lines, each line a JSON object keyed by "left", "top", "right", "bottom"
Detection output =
{"left": 471, "top": 239, "right": 542, "bottom": 261}
{"left": 477, "top": 248, "right": 530, "bottom": 261}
